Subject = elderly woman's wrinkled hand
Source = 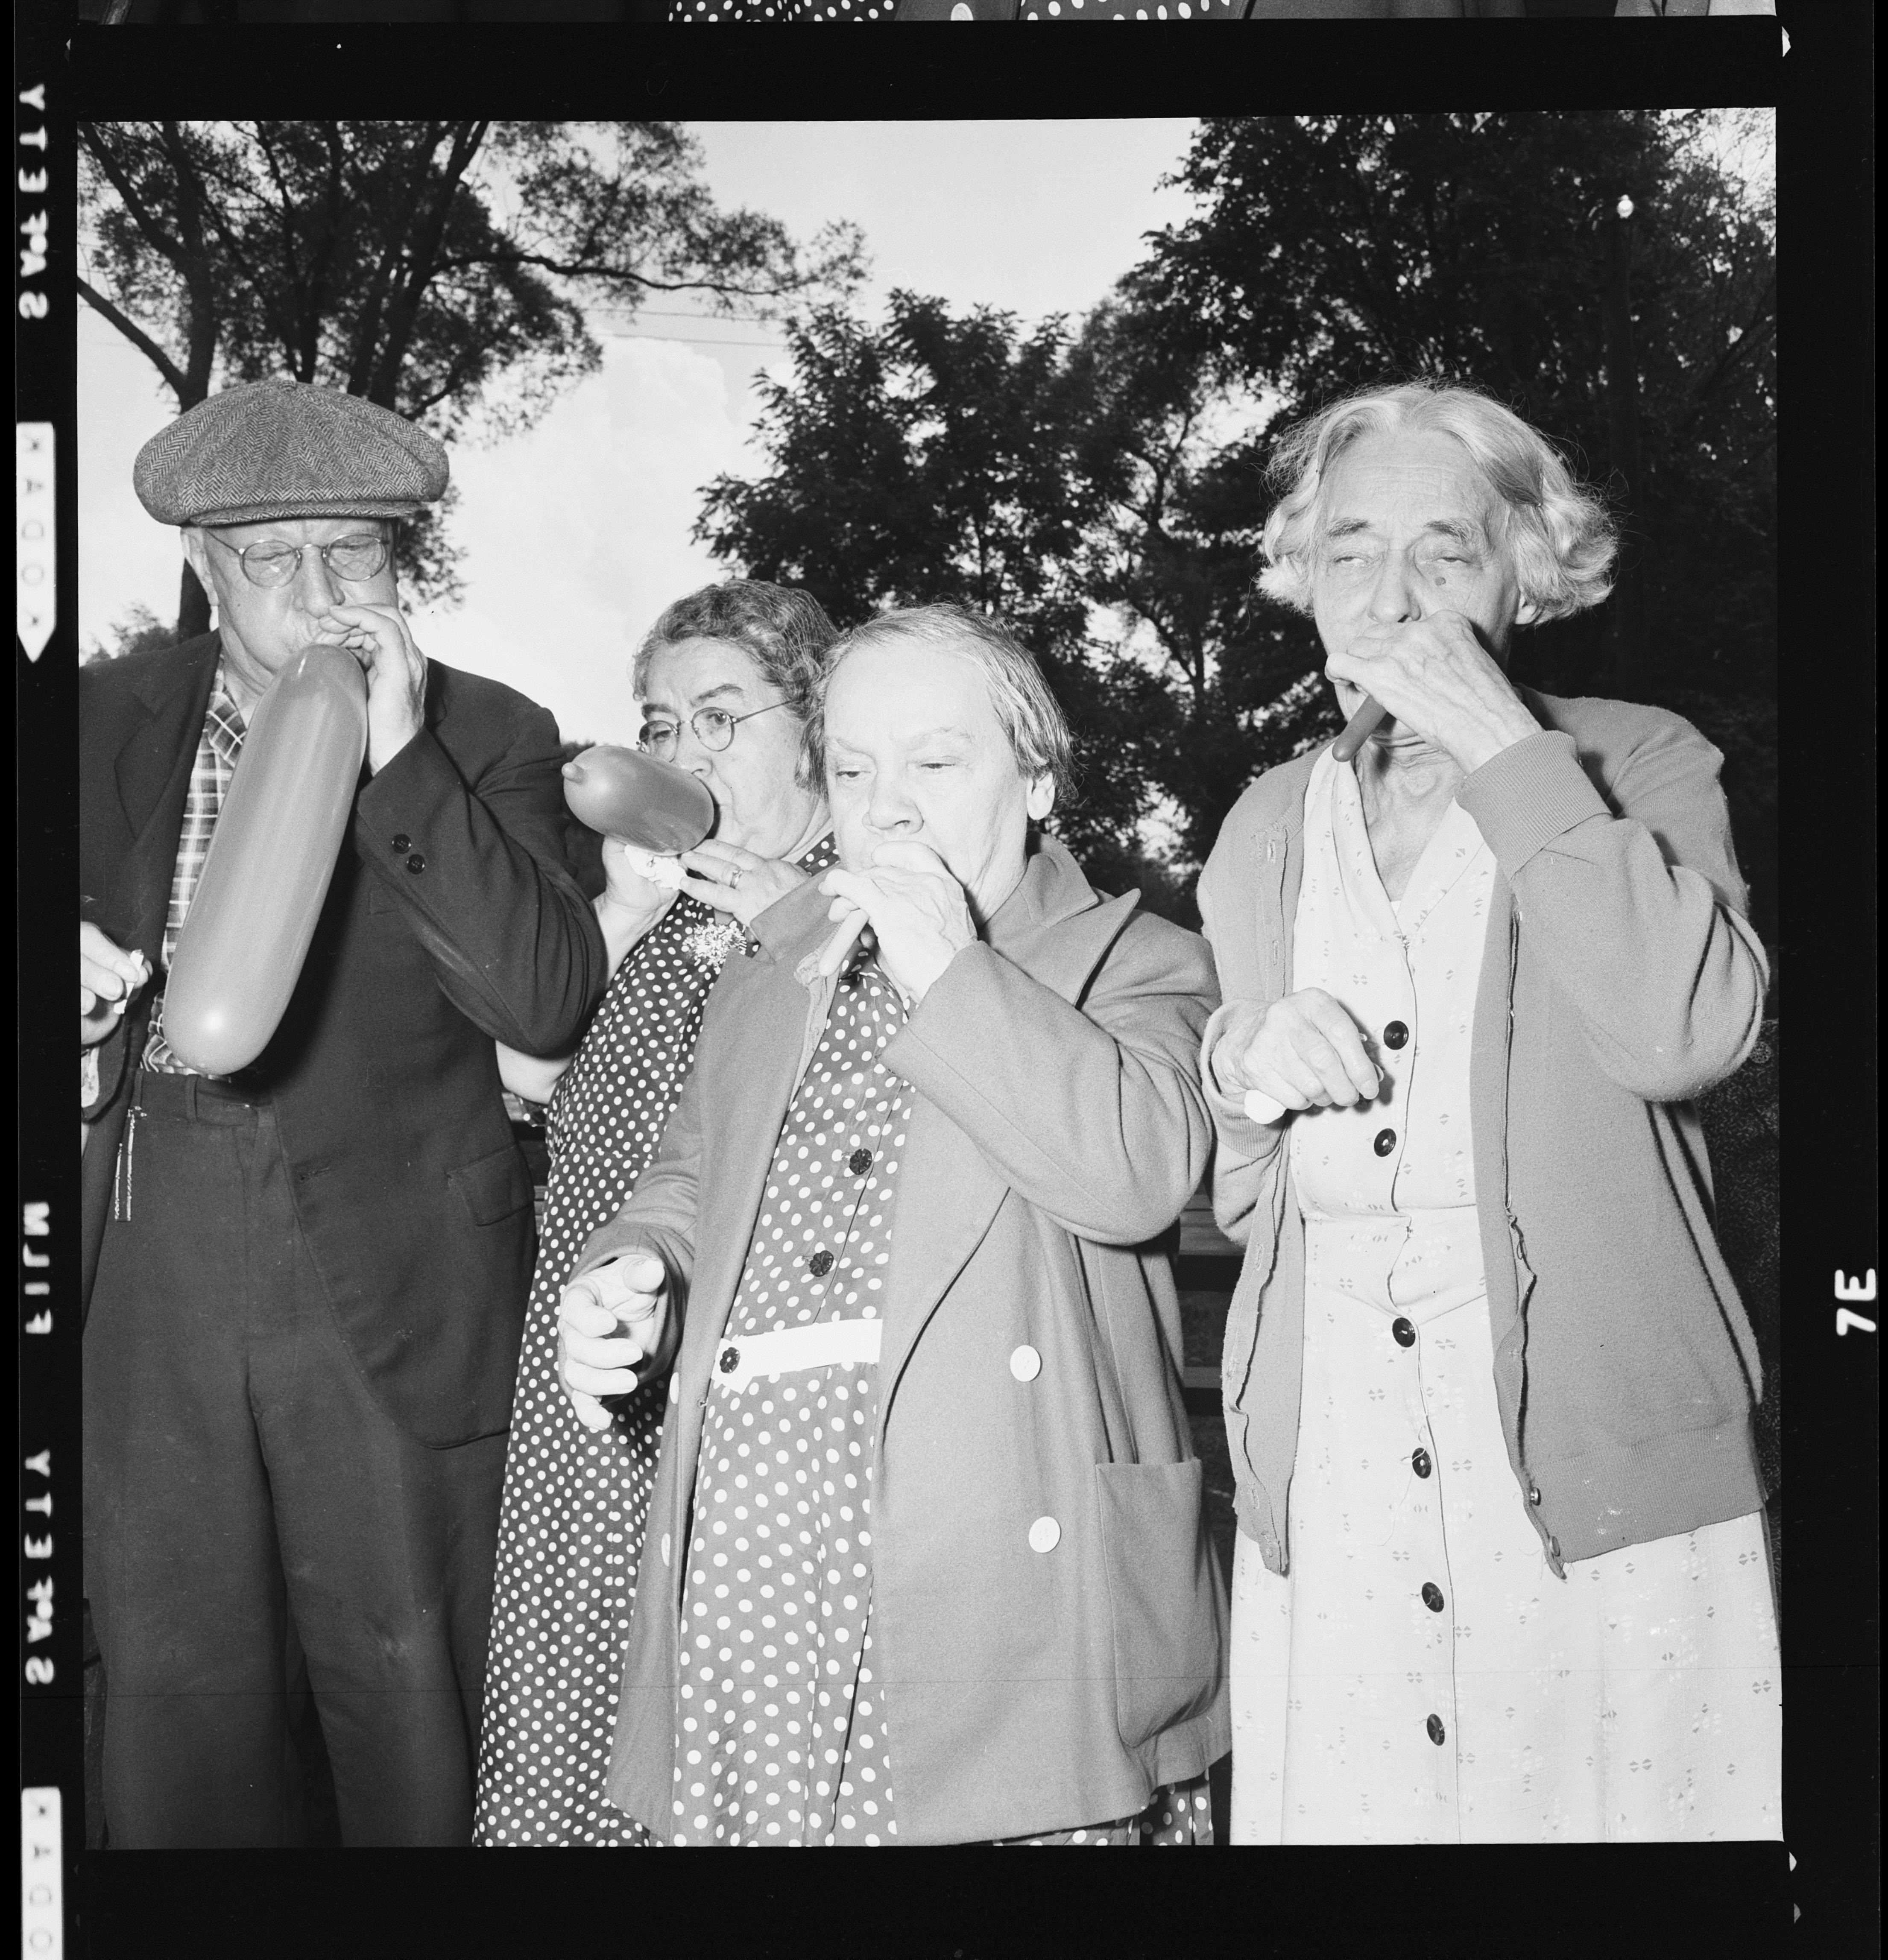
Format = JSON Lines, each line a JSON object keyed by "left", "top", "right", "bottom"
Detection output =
{"left": 1215, "top": 988, "right": 1382, "bottom": 1116}
{"left": 1328, "top": 610, "right": 1539, "bottom": 775}
{"left": 678, "top": 839, "right": 810, "bottom": 928}
{"left": 556, "top": 1251, "right": 671, "bottom": 1433}
{"left": 818, "top": 840, "right": 976, "bottom": 1004}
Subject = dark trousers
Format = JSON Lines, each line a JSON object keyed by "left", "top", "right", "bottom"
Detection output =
{"left": 83, "top": 1072, "right": 507, "bottom": 1848}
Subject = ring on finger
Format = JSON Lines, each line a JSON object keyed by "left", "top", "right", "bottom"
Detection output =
{"left": 727, "top": 866, "right": 743, "bottom": 890}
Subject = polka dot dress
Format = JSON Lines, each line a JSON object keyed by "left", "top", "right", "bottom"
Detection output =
{"left": 672, "top": 955, "right": 909, "bottom": 1845}
{"left": 1018, "top": 0, "right": 1240, "bottom": 15}
{"left": 473, "top": 836, "right": 837, "bottom": 1849}
{"left": 672, "top": 0, "right": 896, "bottom": 17}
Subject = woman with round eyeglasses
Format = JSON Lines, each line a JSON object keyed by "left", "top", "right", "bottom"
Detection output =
{"left": 475, "top": 580, "right": 840, "bottom": 1847}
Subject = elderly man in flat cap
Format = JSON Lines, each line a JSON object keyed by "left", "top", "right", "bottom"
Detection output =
{"left": 78, "top": 379, "right": 610, "bottom": 1848}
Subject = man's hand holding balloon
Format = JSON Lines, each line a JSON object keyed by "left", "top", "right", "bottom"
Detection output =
{"left": 817, "top": 840, "right": 977, "bottom": 1004}
{"left": 315, "top": 599, "right": 428, "bottom": 775}
{"left": 556, "top": 1251, "right": 674, "bottom": 1433}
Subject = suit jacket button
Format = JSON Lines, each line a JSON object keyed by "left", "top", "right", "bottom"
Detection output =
{"left": 1009, "top": 1344, "right": 1042, "bottom": 1382}
{"left": 1027, "top": 1515, "right": 1060, "bottom": 1554}
{"left": 1528, "top": 1483, "right": 1543, "bottom": 1505}
{"left": 405, "top": 852, "right": 426, "bottom": 874}
{"left": 391, "top": 833, "right": 411, "bottom": 852}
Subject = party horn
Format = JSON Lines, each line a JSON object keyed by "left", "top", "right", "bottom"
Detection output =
{"left": 161, "top": 645, "right": 369, "bottom": 1077}
{"left": 1332, "top": 694, "right": 1387, "bottom": 764}
{"left": 562, "top": 745, "right": 715, "bottom": 853}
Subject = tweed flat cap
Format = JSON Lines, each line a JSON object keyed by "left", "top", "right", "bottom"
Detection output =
{"left": 134, "top": 377, "right": 449, "bottom": 527}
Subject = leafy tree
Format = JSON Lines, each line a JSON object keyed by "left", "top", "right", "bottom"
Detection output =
{"left": 694, "top": 292, "right": 1158, "bottom": 874}
{"left": 80, "top": 119, "right": 864, "bottom": 638}
{"left": 697, "top": 113, "right": 1774, "bottom": 942}
{"left": 1125, "top": 109, "right": 1777, "bottom": 943}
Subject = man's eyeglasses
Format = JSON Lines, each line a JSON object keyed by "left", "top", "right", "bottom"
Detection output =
{"left": 207, "top": 530, "right": 390, "bottom": 588}
{"left": 637, "top": 701, "right": 789, "bottom": 760}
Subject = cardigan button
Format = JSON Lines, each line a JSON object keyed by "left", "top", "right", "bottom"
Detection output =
{"left": 1383, "top": 1020, "right": 1409, "bottom": 1050}
{"left": 1391, "top": 1317, "right": 1416, "bottom": 1349}
{"left": 1027, "top": 1515, "right": 1060, "bottom": 1554}
{"left": 1009, "top": 1345, "right": 1042, "bottom": 1383}
{"left": 1421, "top": 1582, "right": 1446, "bottom": 1613}
{"left": 1411, "top": 1448, "right": 1432, "bottom": 1478}
{"left": 1373, "top": 1127, "right": 1396, "bottom": 1157}
{"left": 1426, "top": 1714, "right": 1446, "bottom": 1746}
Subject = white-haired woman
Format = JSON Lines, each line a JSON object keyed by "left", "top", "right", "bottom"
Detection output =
{"left": 475, "top": 580, "right": 840, "bottom": 1846}
{"left": 1199, "top": 380, "right": 1778, "bottom": 1842}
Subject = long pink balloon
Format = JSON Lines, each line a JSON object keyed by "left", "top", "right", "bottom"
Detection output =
{"left": 161, "top": 646, "right": 369, "bottom": 1077}
{"left": 562, "top": 745, "right": 714, "bottom": 854}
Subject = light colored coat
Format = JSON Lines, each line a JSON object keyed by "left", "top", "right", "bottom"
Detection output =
{"left": 1198, "top": 691, "right": 1770, "bottom": 1581}
{"left": 578, "top": 837, "right": 1230, "bottom": 1844}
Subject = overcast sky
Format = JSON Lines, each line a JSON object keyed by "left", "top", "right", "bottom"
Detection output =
{"left": 79, "top": 120, "right": 1202, "bottom": 748}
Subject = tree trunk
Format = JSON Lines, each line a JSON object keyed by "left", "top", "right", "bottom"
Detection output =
{"left": 1602, "top": 207, "right": 1650, "bottom": 685}
{"left": 178, "top": 559, "right": 212, "bottom": 643}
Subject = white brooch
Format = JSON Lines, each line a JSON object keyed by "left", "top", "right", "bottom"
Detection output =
{"left": 679, "top": 913, "right": 747, "bottom": 975}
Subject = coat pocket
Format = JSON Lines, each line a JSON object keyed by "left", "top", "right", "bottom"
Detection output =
{"left": 448, "top": 1141, "right": 534, "bottom": 1228}
{"left": 1093, "top": 1459, "right": 1228, "bottom": 1753}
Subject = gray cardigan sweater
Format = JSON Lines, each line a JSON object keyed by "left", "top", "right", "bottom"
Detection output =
{"left": 1198, "top": 690, "right": 1770, "bottom": 1580}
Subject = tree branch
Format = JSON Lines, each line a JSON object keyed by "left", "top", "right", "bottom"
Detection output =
{"left": 77, "top": 275, "right": 189, "bottom": 401}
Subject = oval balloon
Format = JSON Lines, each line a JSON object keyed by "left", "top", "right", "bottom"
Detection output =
{"left": 161, "top": 646, "right": 369, "bottom": 1077}
{"left": 562, "top": 745, "right": 715, "bottom": 854}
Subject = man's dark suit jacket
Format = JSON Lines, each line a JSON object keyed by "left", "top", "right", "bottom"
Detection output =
{"left": 80, "top": 632, "right": 609, "bottom": 1448}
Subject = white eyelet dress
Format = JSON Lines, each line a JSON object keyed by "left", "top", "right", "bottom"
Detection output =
{"left": 1227, "top": 747, "right": 1781, "bottom": 1844}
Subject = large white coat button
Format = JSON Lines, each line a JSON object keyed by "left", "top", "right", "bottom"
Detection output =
{"left": 660, "top": 1532, "right": 672, "bottom": 1568}
{"left": 1009, "top": 1344, "right": 1042, "bottom": 1382}
{"left": 1027, "top": 1515, "right": 1060, "bottom": 1554}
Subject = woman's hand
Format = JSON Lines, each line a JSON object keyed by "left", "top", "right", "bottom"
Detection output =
{"left": 556, "top": 1251, "right": 673, "bottom": 1433}
{"left": 1326, "top": 610, "right": 1538, "bottom": 775}
{"left": 817, "top": 840, "right": 976, "bottom": 1004}
{"left": 1212, "top": 989, "right": 1381, "bottom": 1115}
{"left": 677, "top": 838, "right": 809, "bottom": 929}
{"left": 600, "top": 836, "right": 682, "bottom": 932}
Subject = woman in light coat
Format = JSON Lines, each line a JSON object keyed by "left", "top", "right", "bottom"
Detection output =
{"left": 558, "top": 603, "right": 1229, "bottom": 1844}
